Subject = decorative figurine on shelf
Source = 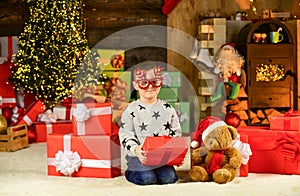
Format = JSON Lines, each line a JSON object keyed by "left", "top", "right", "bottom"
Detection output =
{"left": 235, "top": 11, "right": 242, "bottom": 20}
{"left": 209, "top": 43, "right": 245, "bottom": 102}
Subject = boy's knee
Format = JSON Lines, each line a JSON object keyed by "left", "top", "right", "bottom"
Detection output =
{"left": 126, "top": 170, "right": 157, "bottom": 185}
{"left": 138, "top": 172, "right": 157, "bottom": 185}
{"left": 157, "top": 166, "right": 178, "bottom": 184}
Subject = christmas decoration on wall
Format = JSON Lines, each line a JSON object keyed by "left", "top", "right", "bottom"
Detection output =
{"left": 11, "top": 0, "right": 89, "bottom": 109}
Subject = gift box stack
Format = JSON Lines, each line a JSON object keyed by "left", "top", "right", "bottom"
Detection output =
{"left": 47, "top": 102, "right": 121, "bottom": 178}
{"left": 159, "top": 71, "right": 180, "bottom": 102}
{"left": 237, "top": 109, "right": 300, "bottom": 175}
{"left": 33, "top": 102, "right": 73, "bottom": 143}
{"left": 162, "top": 71, "right": 191, "bottom": 134}
{"left": 0, "top": 36, "right": 49, "bottom": 148}
{"left": 96, "top": 49, "right": 131, "bottom": 126}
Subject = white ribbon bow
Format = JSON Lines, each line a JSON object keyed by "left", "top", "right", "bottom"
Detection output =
{"left": 54, "top": 150, "right": 82, "bottom": 176}
{"left": 73, "top": 104, "right": 90, "bottom": 122}
{"left": 232, "top": 134, "right": 252, "bottom": 165}
{"left": 38, "top": 109, "right": 57, "bottom": 123}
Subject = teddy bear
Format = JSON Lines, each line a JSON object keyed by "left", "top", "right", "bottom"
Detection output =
{"left": 209, "top": 43, "right": 245, "bottom": 102}
{"left": 189, "top": 116, "right": 242, "bottom": 184}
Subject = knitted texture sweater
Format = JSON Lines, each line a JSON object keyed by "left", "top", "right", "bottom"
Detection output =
{"left": 118, "top": 99, "right": 182, "bottom": 157}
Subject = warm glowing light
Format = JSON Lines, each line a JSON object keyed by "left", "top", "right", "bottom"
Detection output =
{"left": 11, "top": 0, "right": 89, "bottom": 109}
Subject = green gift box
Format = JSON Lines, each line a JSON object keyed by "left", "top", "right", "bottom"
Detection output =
{"left": 170, "top": 102, "right": 190, "bottom": 134}
{"left": 158, "top": 87, "right": 179, "bottom": 102}
{"left": 97, "top": 49, "right": 125, "bottom": 71}
{"left": 162, "top": 72, "right": 182, "bottom": 88}
{"left": 102, "top": 71, "right": 132, "bottom": 101}
{"left": 136, "top": 87, "right": 179, "bottom": 102}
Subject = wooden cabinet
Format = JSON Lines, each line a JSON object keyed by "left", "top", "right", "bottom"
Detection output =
{"left": 285, "top": 19, "right": 300, "bottom": 112}
{"left": 236, "top": 19, "right": 295, "bottom": 125}
{"left": 247, "top": 43, "right": 294, "bottom": 108}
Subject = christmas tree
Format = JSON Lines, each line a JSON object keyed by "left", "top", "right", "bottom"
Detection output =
{"left": 12, "top": 0, "right": 89, "bottom": 108}
{"left": 73, "top": 51, "right": 109, "bottom": 102}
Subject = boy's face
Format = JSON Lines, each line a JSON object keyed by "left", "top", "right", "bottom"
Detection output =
{"left": 133, "top": 69, "right": 162, "bottom": 102}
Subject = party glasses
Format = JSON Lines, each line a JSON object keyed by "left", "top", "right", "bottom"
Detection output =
{"left": 135, "top": 78, "right": 163, "bottom": 89}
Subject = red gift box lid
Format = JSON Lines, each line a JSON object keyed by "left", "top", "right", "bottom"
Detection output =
{"left": 142, "top": 136, "right": 188, "bottom": 166}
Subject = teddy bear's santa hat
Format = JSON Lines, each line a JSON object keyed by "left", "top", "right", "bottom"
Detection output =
{"left": 191, "top": 116, "right": 227, "bottom": 149}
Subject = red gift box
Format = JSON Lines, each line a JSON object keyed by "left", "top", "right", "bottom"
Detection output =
{"left": 72, "top": 102, "right": 112, "bottom": 136}
{"left": 142, "top": 136, "right": 188, "bottom": 166}
{"left": 16, "top": 100, "right": 45, "bottom": 126}
{"left": 233, "top": 134, "right": 251, "bottom": 177}
{"left": 0, "top": 36, "right": 18, "bottom": 57}
{"left": 53, "top": 105, "right": 72, "bottom": 120}
{"left": 238, "top": 126, "right": 300, "bottom": 174}
{"left": 0, "top": 60, "right": 16, "bottom": 111}
{"left": 270, "top": 115, "right": 300, "bottom": 131}
{"left": 47, "top": 133, "right": 121, "bottom": 178}
{"left": 34, "top": 120, "right": 72, "bottom": 142}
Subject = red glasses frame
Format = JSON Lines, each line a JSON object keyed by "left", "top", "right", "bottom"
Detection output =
{"left": 135, "top": 77, "right": 163, "bottom": 89}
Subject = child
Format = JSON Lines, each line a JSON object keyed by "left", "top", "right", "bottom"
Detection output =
{"left": 118, "top": 64, "right": 182, "bottom": 185}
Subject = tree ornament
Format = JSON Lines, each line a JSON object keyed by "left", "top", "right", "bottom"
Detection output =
{"left": 0, "top": 114, "right": 8, "bottom": 134}
{"left": 224, "top": 113, "right": 241, "bottom": 128}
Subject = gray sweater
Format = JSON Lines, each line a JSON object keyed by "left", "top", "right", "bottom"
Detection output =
{"left": 118, "top": 99, "right": 182, "bottom": 157}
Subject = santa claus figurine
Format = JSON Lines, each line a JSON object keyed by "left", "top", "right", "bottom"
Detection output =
{"left": 209, "top": 43, "right": 245, "bottom": 102}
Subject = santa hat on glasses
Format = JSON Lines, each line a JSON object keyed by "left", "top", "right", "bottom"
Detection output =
{"left": 191, "top": 116, "right": 227, "bottom": 149}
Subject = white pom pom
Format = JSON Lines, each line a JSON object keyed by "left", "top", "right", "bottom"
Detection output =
{"left": 190, "top": 141, "right": 199, "bottom": 149}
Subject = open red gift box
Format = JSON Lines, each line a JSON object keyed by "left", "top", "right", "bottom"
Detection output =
{"left": 142, "top": 136, "right": 188, "bottom": 166}
{"left": 47, "top": 132, "right": 121, "bottom": 178}
{"left": 238, "top": 126, "right": 300, "bottom": 174}
{"left": 15, "top": 100, "right": 45, "bottom": 126}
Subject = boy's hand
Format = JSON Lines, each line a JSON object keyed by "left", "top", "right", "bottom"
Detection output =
{"left": 135, "top": 145, "right": 147, "bottom": 164}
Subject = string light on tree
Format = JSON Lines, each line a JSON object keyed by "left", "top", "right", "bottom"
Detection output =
{"left": 73, "top": 50, "right": 109, "bottom": 102}
{"left": 11, "top": 0, "right": 89, "bottom": 109}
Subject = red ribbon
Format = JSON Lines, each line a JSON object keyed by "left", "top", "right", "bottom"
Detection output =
{"left": 206, "top": 149, "right": 227, "bottom": 175}
{"left": 283, "top": 108, "right": 300, "bottom": 117}
{"left": 8, "top": 36, "right": 12, "bottom": 59}
{"left": 274, "top": 132, "right": 300, "bottom": 161}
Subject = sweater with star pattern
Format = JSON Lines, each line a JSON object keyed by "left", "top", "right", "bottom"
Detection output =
{"left": 118, "top": 99, "right": 182, "bottom": 157}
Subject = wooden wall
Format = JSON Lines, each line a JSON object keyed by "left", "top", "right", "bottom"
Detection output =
{"left": 1, "top": 0, "right": 299, "bottom": 86}
{"left": 0, "top": 0, "right": 167, "bottom": 69}
{"left": 167, "top": 0, "right": 299, "bottom": 88}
